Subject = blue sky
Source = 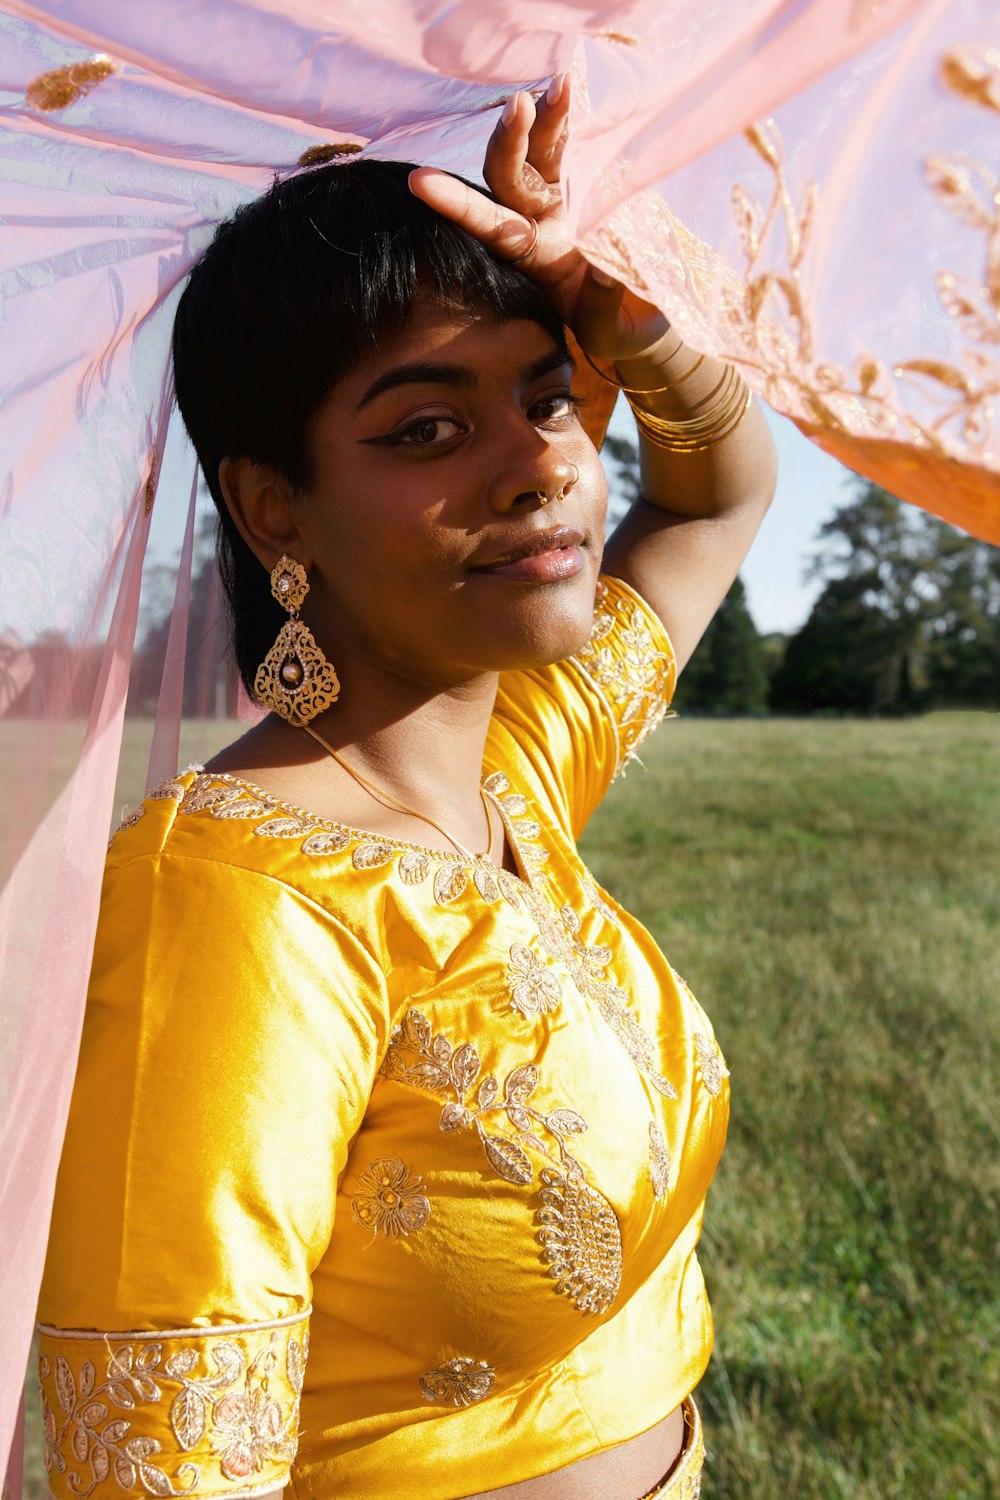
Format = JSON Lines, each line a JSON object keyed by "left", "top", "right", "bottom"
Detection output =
{"left": 605, "top": 397, "right": 856, "bottom": 636}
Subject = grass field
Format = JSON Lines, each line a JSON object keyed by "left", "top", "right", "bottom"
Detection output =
{"left": 18, "top": 713, "right": 1000, "bottom": 1499}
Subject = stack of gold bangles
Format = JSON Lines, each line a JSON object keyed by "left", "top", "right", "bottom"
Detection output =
{"left": 584, "top": 346, "right": 752, "bottom": 454}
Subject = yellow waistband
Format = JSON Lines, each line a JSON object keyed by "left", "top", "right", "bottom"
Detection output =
{"left": 636, "top": 1397, "right": 704, "bottom": 1499}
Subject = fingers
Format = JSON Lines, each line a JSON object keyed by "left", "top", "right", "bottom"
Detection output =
{"left": 483, "top": 76, "right": 569, "bottom": 217}
{"left": 526, "top": 74, "right": 569, "bottom": 185}
{"left": 408, "top": 167, "right": 538, "bottom": 262}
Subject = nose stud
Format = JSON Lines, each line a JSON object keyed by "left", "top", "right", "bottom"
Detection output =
{"left": 535, "top": 464, "right": 579, "bottom": 506}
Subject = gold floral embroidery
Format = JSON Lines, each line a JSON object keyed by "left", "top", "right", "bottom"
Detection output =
{"left": 486, "top": 774, "right": 550, "bottom": 874}
{"left": 36, "top": 1315, "right": 306, "bottom": 1499}
{"left": 27, "top": 56, "right": 117, "bottom": 112}
{"left": 694, "top": 1033, "right": 729, "bottom": 1097}
{"left": 648, "top": 1120, "right": 671, "bottom": 1201}
{"left": 570, "top": 585, "right": 675, "bottom": 774}
{"left": 177, "top": 774, "right": 525, "bottom": 910}
{"left": 351, "top": 1158, "right": 431, "bottom": 1238}
{"left": 381, "top": 1010, "right": 622, "bottom": 1314}
{"left": 419, "top": 1356, "right": 495, "bottom": 1407}
{"left": 506, "top": 944, "right": 562, "bottom": 1017}
{"left": 720, "top": 88, "right": 1000, "bottom": 459}
{"left": 518, "top": 887, "right": 677, "bottom": 1100}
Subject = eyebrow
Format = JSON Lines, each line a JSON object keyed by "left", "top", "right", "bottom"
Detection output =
{"left": 354, "top": 347, "right": 575, "bottom": 413}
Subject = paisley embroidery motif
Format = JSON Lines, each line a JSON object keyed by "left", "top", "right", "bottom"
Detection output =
{"left": 419, "top": 1357, "right": 495, "bottom": 1407}
{"left": 351, "top": 1158, "right": 430, "bottom": 1239}
{"left": 381, "top": 1011, "right": 622, "bottom": 1314}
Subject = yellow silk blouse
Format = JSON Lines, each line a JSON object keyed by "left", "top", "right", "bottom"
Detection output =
{"left": 37, "top": 576, "right": 730, "bottom": 1500}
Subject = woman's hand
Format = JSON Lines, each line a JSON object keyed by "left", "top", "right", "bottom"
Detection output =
{"left": 408, "top": 76, "right": 670, "bottom": 367}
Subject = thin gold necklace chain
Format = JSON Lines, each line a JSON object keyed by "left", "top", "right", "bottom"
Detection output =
{"left": 300, "top": 722, "right": 495, "bottom": 863}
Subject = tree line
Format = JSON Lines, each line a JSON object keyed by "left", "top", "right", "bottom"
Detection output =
{"left": 682, "top": 482, "right": 1000, "bottom": 715}
{"left": 603, "top": 435, "right": 1000, "bottom": 715}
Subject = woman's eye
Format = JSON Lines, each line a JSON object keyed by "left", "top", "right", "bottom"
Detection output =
{"left": 532, "top": 392, "right": 582, "bottom": 423}
{"left": 394, "top": 416, "right": 463, "bottom": 446}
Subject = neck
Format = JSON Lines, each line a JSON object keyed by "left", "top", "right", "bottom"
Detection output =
{"left": 209, "top": 660, "right": 505, "bottom": 860}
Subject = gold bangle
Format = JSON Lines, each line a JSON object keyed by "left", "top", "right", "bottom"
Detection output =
{"left": 580, "top": 344, "right": 705, "bottom": 396}
{"left": 631, "top": 389, "right": 752, "bottom": 452}
{"left": 628, "top": 367, "right": 753, "bottom": 452}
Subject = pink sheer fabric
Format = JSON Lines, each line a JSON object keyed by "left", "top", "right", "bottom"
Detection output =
{"left": 1, "top": 0, "right": 997, "bottom": 1482}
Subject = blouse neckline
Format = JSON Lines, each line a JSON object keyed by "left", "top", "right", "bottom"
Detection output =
{"left": 177, "top": 768, "right": 540, "bottom": 890}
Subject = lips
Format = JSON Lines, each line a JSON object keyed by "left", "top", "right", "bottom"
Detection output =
{"left": 470, "top": 526, "right": 587, "bottom": 583}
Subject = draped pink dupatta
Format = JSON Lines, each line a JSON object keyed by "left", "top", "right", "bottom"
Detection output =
{"left": 1, "top": 0, "right": 997, "bottom": 1478}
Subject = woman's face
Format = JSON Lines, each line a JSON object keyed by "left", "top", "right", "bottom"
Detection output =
{"left": 296, "top": 294, "right": 608, "bottom": 690}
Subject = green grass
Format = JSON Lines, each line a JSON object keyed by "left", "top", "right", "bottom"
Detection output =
{"left": 579, "top": 714, "right": 1000, "bottom": 1499}
{"left": 17, "top": 714, "right": 1000, "bottom": 1497}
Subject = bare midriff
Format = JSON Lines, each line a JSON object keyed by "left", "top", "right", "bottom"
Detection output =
{"left": 462, "top": 1401, "right": 687, "bottom": 1500}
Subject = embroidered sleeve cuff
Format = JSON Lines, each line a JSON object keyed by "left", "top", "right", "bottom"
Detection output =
{"left": 569, "top": 576, "right": 676, "bottom": 775}
{"left": 36, "top": 1311, "right": 309, "bottom": 1500}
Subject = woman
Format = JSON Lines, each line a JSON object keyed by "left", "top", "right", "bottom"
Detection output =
{"left": 36, "top": 81, "right": 776, "bottom": 1499}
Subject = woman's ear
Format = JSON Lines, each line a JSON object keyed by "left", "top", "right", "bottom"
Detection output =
{"left": 218, "top": 457, "right": 311, "bottom": 572}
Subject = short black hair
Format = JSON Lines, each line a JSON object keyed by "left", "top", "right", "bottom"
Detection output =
{"left": 172, "top": 157, "right": 567, "bottom": 695}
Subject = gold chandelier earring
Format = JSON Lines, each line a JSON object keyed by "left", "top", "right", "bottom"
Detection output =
{"left": 253, "top": 555, "right": 341, "bottom": 726}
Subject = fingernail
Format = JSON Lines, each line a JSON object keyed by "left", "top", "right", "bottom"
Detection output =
{"left": 545, "top": 73, "right": 565, "bottom": 105}
{"left": 502, "top": 94, "right": 518, "bottom": 126}
{"left": 590, "top": 266, "right": 617, "bottom": 287}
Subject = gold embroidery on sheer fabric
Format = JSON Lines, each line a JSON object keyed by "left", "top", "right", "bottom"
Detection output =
{"left": 506, "top": 944, "right": 562, "bottom": 1017}
{"left": 36, "top": 1316, "right": 306, "bottom": 1499}
{"left": 694, "top": 1034, "right": 729, "bottom": 1097}
{"left": 381, "top": 1010, "right": 623, "bottom": 1314}
{"left": 721, "top": 91, "right": 1000, "bottom": 456}
{"left": 570, "top": 594, "right": 675, "bottom": 775}
{"left": 518, "top": 886, "right": 678, "bottom": 1100}
{"left": 419, "top": 1356, "right": 496, "bottom": 1407}
{"left": 27, "top": 56, "right": 117, "bottom": 112}
{"left": 351, "top": 1158, "right": 431, "bottom": 1239}
{"left": 648, "top": 1120, "right": 671, "bottom": 1201}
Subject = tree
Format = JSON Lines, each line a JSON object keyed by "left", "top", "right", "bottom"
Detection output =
{"left": 772, "top": 479, "right": 1000, "bottom": 713}
{"left": 676, "top": 575, "right": 769, "bottom": 715}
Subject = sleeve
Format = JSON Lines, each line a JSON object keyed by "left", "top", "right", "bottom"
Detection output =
{"left": 492, "top": 574, "right": 676, "bottom": 839}
{"left": 36, "top": 850, "right": 388, "bottom": 1500}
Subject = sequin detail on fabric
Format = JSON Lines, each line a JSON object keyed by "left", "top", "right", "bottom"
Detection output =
{"left": 351, "top": 1158, "right": 430, "bottom": 1239}
{"left": 570, "top": 582, "right": 675, "bottom": 775}
{"left": 381, "top": 1011, "right": 622, "bottom": 1314}
{"left": 36, "top": 1315, "right": 307, "bottom": 1500}
{"left": 648, "top": 1121, "right": 671, "bottom": 1200}
{"left": 419, "top": 1357, "right": 495, "bottom": 1408}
